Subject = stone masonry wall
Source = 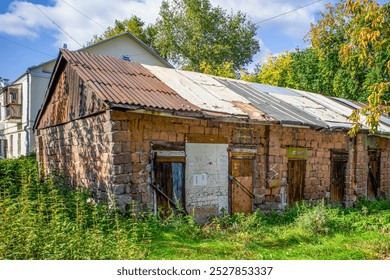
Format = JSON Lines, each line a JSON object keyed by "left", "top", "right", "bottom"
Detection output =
{"left": 109, "top": 111, "right": 389, "bottom": 214}
{"left": 37, "top": 109, "right": 390, "bottom": 216}
{"left": 37, "top": 111, "right": 116, "bottom": 205}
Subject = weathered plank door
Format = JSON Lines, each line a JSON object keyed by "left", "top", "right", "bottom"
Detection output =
{"left": 287, "top": 159, "right": 306, "bottom": 205}
{"left": 330, "top": 151, "right": 348, "bottom": 205}
{"left": 367, "top": 150, "right": 380, "bottom": 200}
{"left": 231, "top": 155, "right": 254, "bottom": 214}
{"left": 155, "top": 161, "right": 185, "bottom": 215}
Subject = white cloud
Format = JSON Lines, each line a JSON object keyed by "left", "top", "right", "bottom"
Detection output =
{"left": 0, "top": 0, "right": 162, "bottom": 49}
{"left": 0, "top": 0, "right": 324, "bottom": 53}
{"left": 0, "top": 1, "right": 53, "bottom": 38}
{"left": 210, "top": 0, "right": 322, "bottom": 39}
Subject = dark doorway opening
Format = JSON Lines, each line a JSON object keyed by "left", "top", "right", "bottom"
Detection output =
{"left": 367, "top": 149, "right": 380, "bottom": 200}
{"left": 330, "top": 151, "right": 348, "bottom": 206}
{"left": 154, "top": 155, "right": 185, "bottom": 216}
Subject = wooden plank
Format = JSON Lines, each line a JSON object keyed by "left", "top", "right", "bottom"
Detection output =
{"left": 186, "top": 134, "right": 228, "bottom": 144}
{"left": 330, "top": 153, "right": 347, "bottom": 204}
{"left": 231, "top": 158, "right": 253, "bottom": 214}
{"left": 155, "top": 157, "right": 185, "bottom": 163}
{"left": 151, "top": 142, "right": 185, "bottom": 151}
{"left": 287, "top": 160, "right": 305, "bottom": 205}
{"left": 231, "top": 152, "right": 256, "bottom": 160}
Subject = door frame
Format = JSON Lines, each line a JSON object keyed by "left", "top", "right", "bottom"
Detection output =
{"left": 151, "top": 148, "right": 186, "bottom": 215}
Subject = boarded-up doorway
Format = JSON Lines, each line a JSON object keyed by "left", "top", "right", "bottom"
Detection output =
{"left": 287, "top": 159, "right": 306, "bottom": 205}
{"left": 153, "top": 150, "right": 185, "bottom": 216}
{"left": 231, "top": 152, "right": 255, "bottom": 214}
{"left": 330, "top": 151, "right": 348, "bottom": 205}
{"left": 367, "top": 149, "right": 380, "bottom": 200}
{"left": 185, "top": 143, "right": 229, "bottom": 222}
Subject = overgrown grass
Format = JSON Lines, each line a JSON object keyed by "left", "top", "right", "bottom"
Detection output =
{"left": 1, "top": 156, "right": 389, "bottom": 259}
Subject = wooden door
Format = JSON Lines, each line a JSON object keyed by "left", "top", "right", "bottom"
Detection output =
{"left": 330, "top": 151, "right": 348, "bottom": 205}
{"left": 367, "top": 150, "right": 380, "bottom": 200}
{"left": 231, "top": 158, "right": 253, "bottom": 214}
{"left": 287, "top": 160, "right": 306, "bottom": 205}
{"left": 155, "top": 162, "right": 185, "bottom": 215}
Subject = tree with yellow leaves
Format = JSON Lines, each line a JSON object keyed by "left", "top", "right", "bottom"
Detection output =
{"left": 310, "top": 0, "right": 389, "bottom": 134}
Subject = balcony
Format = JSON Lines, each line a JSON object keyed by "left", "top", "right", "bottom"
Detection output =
{"left": 2, "top": 84, "right": 22, "bottom": 122}
{"left": 5, "top": 104, "right": 22, "bottom": 121}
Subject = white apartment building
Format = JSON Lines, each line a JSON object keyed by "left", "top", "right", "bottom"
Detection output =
{"left": 0, "top": 32, "right": 172, "bottom": 159}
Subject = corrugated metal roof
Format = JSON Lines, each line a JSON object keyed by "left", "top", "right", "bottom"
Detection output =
{"left": 144, "top": 65, "right": 251, "bottom": 117}
{"left": 61, "top": 49, "right": 199, "bottom": 112}
{"left": 48, "top": 50, "right": 390, "bottom": 136}
{"left": 257, "top": 86, "right": 354, "bottom": 130}
{"left": 215, "top": 78, "right": 328, "bottom": 129}
{"left": 332, "top": 97, "right": 390, "bottom": 132}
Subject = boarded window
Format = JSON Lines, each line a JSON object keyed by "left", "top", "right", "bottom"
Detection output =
{"left": 367, "top": 149, "right": 380, "bottom": 200}
{"left": 330, "top": 151, "right": 348, "bottom": 205}
{"left": 231, "top": 152, "right": 255, "bottom": 214}
{"left": 287, "top": 159, "right": 306, "bottom": 205}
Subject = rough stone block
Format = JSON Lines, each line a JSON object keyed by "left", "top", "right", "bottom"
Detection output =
{"left": 113, "top": 153, "right": 131, "bottom": 165}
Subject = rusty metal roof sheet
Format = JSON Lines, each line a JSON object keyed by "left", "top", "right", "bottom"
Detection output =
{"left": 60, "top": 49, "right": 199, "bottom": 112}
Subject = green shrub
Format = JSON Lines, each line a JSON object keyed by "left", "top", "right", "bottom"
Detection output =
{"left": 294, "top": 201, "right": 333, "bottom": 235}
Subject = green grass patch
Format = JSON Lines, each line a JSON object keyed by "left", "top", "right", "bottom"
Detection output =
{"left": 1, "top": 156, "right": 389, "bottom": 259}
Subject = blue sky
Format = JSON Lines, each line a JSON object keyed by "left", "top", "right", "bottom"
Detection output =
{"left": 0, "top": 0, "right": 342, "bottom": 82}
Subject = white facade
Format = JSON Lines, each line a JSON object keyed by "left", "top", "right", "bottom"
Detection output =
{"left": 0, "top": 32, "right": 172, "bottom": 159}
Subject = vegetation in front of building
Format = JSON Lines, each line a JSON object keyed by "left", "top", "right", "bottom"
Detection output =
{"left": 0, "top": 156, "right": 389, "bottom": 260}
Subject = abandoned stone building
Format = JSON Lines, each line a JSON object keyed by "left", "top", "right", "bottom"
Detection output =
{"left": 34, "top": 49, "right": 390, "bottom": 222}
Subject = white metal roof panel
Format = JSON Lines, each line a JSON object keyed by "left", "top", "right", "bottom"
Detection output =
{"left": 267, "top": 91, "right": 353, "bottom": 129}
{"left": 215, "top": 78, "right": 328, "bottom": 129}
{"left": 143, "top": 65, "right": 247, "bottom": 116}
{"left": 332, "top": 97, "right": 390, "bottom": 128}
{"left": 177, "top": 70, "right": 250, "bottom": 103}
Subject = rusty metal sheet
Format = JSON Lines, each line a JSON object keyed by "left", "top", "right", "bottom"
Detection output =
{"left": 60, "top": 49, "right": 199, "bottom": 112}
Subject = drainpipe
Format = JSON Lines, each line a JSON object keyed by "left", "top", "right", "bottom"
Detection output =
{"left": 24, "top": 70, "right": 30, "bottom": 155}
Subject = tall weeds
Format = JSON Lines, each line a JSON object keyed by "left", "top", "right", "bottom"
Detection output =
{"left": 0, "top": 155, "right": 146, "bottom": 259}
{"left": 1, "top": 156, "right": 389, "bottom": 259}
